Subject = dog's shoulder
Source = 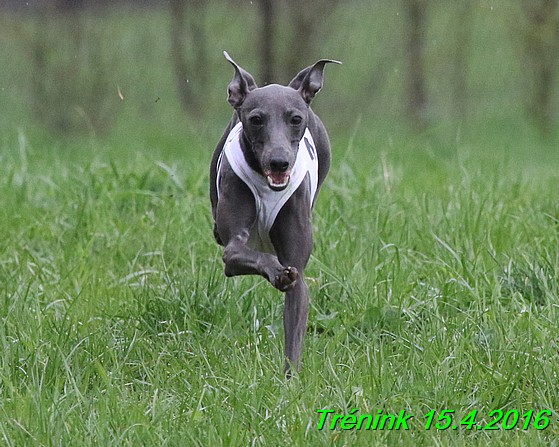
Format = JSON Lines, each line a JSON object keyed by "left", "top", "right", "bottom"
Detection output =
{"left": 307, "top": 111, "right": 330, "bottom": 151}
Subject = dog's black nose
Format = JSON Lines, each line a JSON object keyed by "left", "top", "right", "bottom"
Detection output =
{"left": 270, "top": 158, "right": 289, "bottom": 172}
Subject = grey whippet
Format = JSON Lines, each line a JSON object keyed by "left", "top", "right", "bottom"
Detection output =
{"left": 210, "top": 51, "right": 339, "bottom": 374}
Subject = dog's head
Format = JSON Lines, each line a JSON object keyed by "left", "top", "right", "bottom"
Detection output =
{"left": 224, "top": 51, "right": 340, "bottom": 191}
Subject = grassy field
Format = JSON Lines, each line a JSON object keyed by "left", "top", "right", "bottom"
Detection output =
{"left": 2, "top": 3, "right": 559, "bottom": 446}
{"left": 2, "top": 121, "right": 559, "bottom": 446}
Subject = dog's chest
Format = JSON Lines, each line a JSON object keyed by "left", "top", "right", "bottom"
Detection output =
{"left": 216, "top": 122, "right": 319, "bottom": 253}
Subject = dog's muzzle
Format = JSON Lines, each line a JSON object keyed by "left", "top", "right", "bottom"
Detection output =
{"left": 265, "top": 170, "right": 291, "bottom": 191}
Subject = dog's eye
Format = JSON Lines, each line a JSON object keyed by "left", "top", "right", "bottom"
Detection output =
{"left": 249, "top": 116, "right": 264, "bottom": 126}
{"left": 290, "top": 116, "right": 303, "bottom": 126}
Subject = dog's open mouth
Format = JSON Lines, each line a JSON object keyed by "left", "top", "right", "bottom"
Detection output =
{"left": 265, "top": 171, "right": 291, "bottom": 191}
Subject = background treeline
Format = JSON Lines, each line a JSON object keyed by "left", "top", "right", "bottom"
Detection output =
{"left": 0, "top": 0, "right": 558, "bottom": 142}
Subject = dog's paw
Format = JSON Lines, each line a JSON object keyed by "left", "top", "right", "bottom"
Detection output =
{"left": 275, "top": 266, "right": 299, "bottom": 291}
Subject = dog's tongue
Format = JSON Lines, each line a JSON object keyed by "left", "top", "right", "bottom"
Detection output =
{"left": 266, "top": 171, "right": 290, "bottom": 190}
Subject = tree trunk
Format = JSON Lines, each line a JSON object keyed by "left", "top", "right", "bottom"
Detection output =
{"left": 452, "top": 0, "right": 474, "bottom": 120}
{"left": 520, "top": 0, "right": 559, "bottom": 136}
{"left": 260, "top": 0, "right": 275, "bottom": 84}
{"left": 284, "top": 0, "right": 314, "bottom": 79}
{"left": 404, "top": 0, "right": 429, "bottom": 131}
{"left": 169, "top": 0, "right": 195, "bottom": 111}
{"left": 191, "top": 0, "right": 208, "bottom": 92}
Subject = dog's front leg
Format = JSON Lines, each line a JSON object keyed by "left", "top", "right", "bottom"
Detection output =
{"left": 283, "top": 280, "right": 309, "bottom": 374}
{"left": 216, "top": 176, "right": 299, "bottom": 291}
{"left": 222, "top": 232, "right": 299, "bottom": 291}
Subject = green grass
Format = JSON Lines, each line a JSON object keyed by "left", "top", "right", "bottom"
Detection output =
{"left": 1, "top": 123, "right": 559, "bottom": 446}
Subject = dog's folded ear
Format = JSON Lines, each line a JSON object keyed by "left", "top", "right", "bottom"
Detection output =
{"left": 224, "top": 51, "right": 258, "bottom": 109}
{"left": 288, "top": 59, "right": 341, "bottom": 105}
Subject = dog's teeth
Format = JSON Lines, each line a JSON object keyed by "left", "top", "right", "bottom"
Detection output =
{"left": 267, "top": 175, "right": 289, "bottom": 188}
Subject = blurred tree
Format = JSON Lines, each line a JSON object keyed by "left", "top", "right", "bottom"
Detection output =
{"left": 29, "top": 4, "right": 117, "bottom": 135}
{"left": 257, "top": 0, "right": 341, "bottom": 84}
{"left": 403, "top": 0, "right": 429, "bottom": 131}
{"left": 260, "top": 0, "right": 276, "bottom": 84}
{"left": 169, "top": 0, "right": 208, "bottom": 115}
{"left": 519, "top": 0, "right": 559, "bottom": 136}
{"left": 283, "top": 0, "right": 340, "bottom": 80}
{"left": 452, "top": 0, "right": 475, "bottom": 120}
{"left": 170, "top": 0, "right": 194, "bottom": 111}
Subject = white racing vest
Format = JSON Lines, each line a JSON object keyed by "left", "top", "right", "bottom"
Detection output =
{"left": 216, "top": 122, "right": 319, "bottom": 253}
